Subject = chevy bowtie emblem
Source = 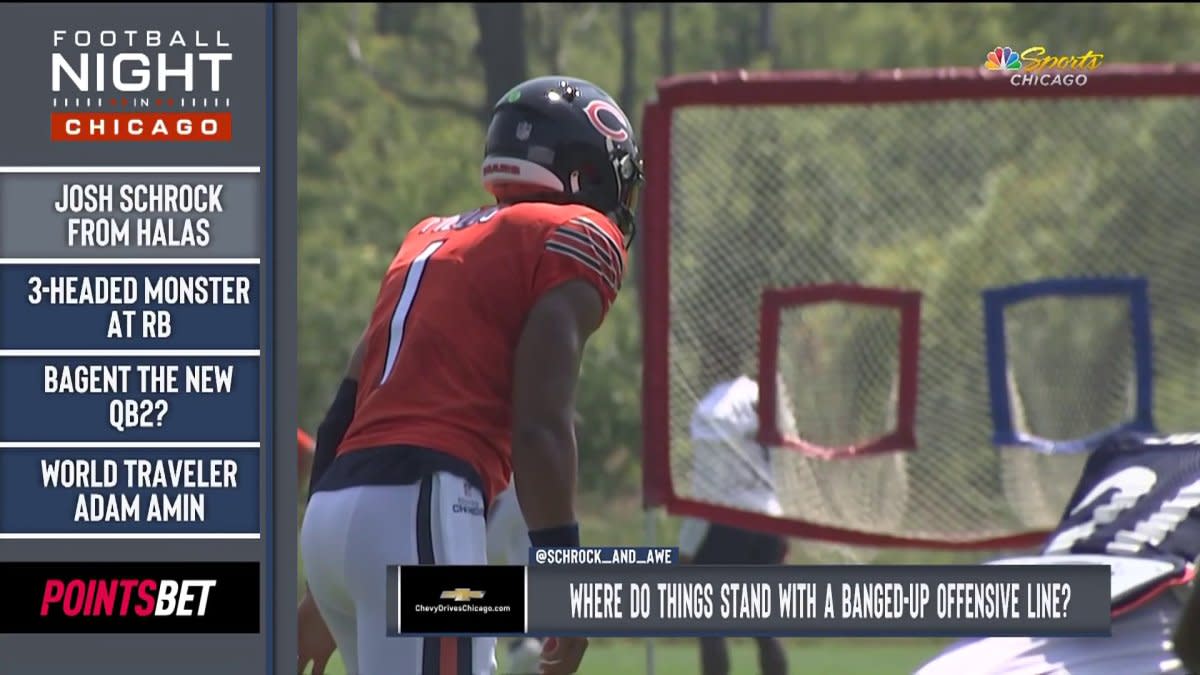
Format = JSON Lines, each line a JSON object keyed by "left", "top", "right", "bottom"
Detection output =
{"left": 441, "top": 588, "right": 485, "bottom": 602}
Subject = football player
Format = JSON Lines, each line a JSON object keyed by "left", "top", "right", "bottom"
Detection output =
{"left": 298, "top": 76, "right": 642, "bottom": 675}
{"left": 679, "top": 330, "right": 790, "bottom": 675}
{"left": 914, "top": 431, "right": 1200, "bottom": 675}
{"left": 487, "top": 479, "right": 544, "bottom": 675}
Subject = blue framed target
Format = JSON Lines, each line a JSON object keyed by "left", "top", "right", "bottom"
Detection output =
{"left": 982, "top": 276, "right": 1155, "bottom": 454}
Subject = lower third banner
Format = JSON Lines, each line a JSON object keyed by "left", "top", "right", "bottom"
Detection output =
{"left": 393, "top": 563, "right": 1110, "bottom": 638}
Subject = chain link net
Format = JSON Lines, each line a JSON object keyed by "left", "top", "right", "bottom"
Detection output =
{"left": 661, "top": 93, "right": 1200, "bottom": 560}
{"left": 779, "top": 303, "right": 902, "bottom": 450}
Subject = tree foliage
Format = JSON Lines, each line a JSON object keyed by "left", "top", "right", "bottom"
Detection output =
{"left": 299, "top": 3, "right": 1200, "bottom": 497}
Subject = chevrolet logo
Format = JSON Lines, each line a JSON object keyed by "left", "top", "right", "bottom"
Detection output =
{"left": 441, "top": 588, "right": 486, "bottom": 602}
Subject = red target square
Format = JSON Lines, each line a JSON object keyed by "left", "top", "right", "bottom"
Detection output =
{"left": 757, "top": 284, "right": 921, "bottom": 459}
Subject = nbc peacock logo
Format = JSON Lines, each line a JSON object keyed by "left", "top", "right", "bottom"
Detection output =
{"left": 985, "top": 46, "right": 1022, "bottom": 71}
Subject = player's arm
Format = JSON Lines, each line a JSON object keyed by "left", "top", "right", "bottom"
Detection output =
{"left": 511, "top": 279, "right": 605, "bottom": 544}
{"left": 305, "top": 329, "right": 367, "bottom": 501}
{"left": 1174, "top": 583, "right": 1200, "bottom": 671}
{"left": 513, "top": 212, "right": 624, "bottom": 546}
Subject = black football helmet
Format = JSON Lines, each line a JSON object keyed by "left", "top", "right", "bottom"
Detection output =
{"left": 481, "top": 76, "right": 643, "bottom": 247}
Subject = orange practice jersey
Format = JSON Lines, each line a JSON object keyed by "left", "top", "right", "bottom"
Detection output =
{"left": 336, "top": 202, "right": 626, "bottom": 502}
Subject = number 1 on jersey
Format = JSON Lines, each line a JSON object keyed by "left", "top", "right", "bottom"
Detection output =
{"left": 380, "top": 240, "right": 446, "bottom": 384}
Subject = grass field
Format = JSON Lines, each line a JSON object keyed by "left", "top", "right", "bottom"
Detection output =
{"left": 311, "top": 637, "right": 946, "bottom": 674}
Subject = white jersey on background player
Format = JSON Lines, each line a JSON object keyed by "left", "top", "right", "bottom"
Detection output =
{"left": 679, "top": 375, "right": 793, "bottom": 675}
{"left": 914, "top": 432, "right": 1200, "bottom": 675}
{"left": 678, "top": 375, "right": 788, "bottom": 557}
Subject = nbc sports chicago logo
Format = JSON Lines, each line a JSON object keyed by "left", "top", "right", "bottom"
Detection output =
{"left": 984, "top": 46, "right": 1104, "bottom": 87}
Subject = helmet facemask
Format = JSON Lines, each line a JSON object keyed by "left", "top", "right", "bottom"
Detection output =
{"left": 609, "top": 150, "right": 643, "bottom": 250}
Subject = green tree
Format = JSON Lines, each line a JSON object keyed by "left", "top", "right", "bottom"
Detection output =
{"left": 299, "top": 2, "right": 1200, "bottom": 511}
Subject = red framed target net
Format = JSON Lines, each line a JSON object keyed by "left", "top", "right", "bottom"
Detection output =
{"left": 639, "top": 63, "right": 1200, "bottom": 552}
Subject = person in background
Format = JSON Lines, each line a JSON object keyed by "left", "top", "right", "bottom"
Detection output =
{"left": 915, "top": 431, "right": 1200, "bottom": 675}
{"left": 678, "top": 331, "right": 790, "bottom": 675}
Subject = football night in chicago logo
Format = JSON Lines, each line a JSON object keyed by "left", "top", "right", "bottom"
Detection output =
{"left": 50, "top": 29, "right": 233, "bottom": 142}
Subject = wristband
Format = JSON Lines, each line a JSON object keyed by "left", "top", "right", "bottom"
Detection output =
{"left": 528, "top": 523, "right": 580, "bottom": 548}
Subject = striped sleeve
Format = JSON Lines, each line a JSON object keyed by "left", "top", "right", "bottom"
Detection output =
{"left": 533, "top": 214, "right": 627, "bottom": 314}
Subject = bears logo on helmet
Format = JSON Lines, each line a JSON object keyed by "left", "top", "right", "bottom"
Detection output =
{"left": 584, "top": 99, "right": 631, "bottom": 143}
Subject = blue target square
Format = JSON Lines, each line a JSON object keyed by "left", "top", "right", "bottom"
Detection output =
{"left": 983, "top": 277, "right": 1155, "bottom": 453}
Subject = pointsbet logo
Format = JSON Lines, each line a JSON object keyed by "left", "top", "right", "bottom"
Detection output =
{"left": 41, "top": 577, "right": 217, "bottom": 618}
{"left": 0, "top": 561, "right": 258, "bottom": 633}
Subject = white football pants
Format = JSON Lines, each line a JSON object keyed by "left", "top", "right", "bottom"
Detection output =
{"left": 913, "top": 592, "right": 1186, "bottom": 675}
{"left": 486, "top": 484, "right": 532, "bottom": 566}
{"left": 301, "top": 473, "right": 497, "bottom": 675}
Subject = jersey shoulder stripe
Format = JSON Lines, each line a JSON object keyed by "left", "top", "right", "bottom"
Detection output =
{"left": 545, "top": 240, "right": 618, "bottom": 294}
{"left": 552, "top": 224, "right": 620, "bottom": 275}
{"left": 568, "top": 215, "right": 625, "bottom": 278}
{"left": 545, "top": 217, "right": 624, "bottom": 294}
